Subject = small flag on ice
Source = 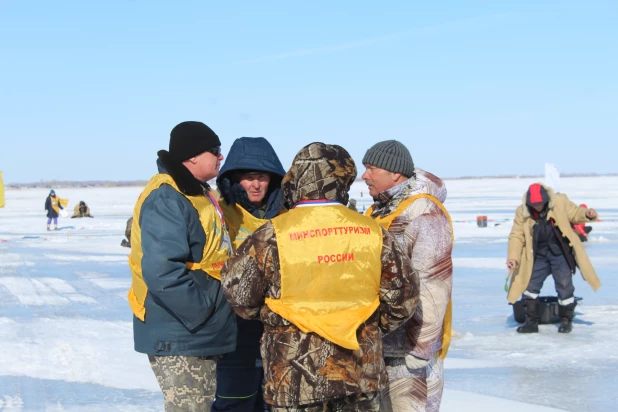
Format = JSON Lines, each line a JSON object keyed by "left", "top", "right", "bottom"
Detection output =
{"left": 544, "top": 163, "right": 560, "bottom": 193}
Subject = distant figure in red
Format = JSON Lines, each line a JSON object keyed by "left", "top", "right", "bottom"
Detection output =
{"left": 572, "top": 204, "right": 593, "bottom": 242}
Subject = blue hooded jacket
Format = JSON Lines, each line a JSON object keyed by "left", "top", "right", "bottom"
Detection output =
{"left": 217, "top": 137, "right": 286, "bottom": 219}
{"left": 133, "top": 152, "right": 237, "bottom": 357}
{"left": 216, "top": 137, "right": 286, "bottom": 368}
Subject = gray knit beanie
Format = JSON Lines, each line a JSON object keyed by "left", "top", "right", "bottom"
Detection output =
{"left": 362, "top": 140, "right": 414, "bottom": 178}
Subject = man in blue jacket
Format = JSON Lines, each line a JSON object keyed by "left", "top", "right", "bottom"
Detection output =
{"left": 128, "top": 121, "right": 237, "bottom": 411}
{"left": 213, "top": 137, "right": 287, "bottom": 411}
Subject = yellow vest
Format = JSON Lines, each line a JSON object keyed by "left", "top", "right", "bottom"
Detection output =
{"left": 219, "top": 201, "right": 285, "bottom": 250}
{"left": 0, "top": 171, "right": 5, "bottom": 208}
{"left": 366, "top": 194, "right": 454, "bottom": 360}
{"left": 128, "top": 174, "right": 231, "bottom": 321}
{"left": 267, "top": 203, "right": 383, "bottom": 350}
{"left": 49, "top": 196, "right": 69, "bottom": 214}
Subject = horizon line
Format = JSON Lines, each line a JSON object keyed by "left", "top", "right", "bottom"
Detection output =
{"left": 4, "top": 172, "right": 617, "bottom": 188}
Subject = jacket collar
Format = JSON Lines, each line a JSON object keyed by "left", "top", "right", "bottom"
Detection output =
{"left": 371, "top": 177, "right": 417, "bottom": 217}
{"left": 157, "top": 150, "right": 210, "bottom": 197}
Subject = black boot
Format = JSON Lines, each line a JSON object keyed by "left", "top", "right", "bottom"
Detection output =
{"left": 517, "top": 299, "right": 539, "bottom": 333}
{"left": 558, "top": 302, "right": 577, "bottom": 333}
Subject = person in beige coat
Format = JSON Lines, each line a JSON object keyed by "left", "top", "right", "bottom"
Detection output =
{"left": 71, "top": 201, "right": 93, "bottom": 218}
{"left": 506, "top": 183, "right": 600, "bottom": 333}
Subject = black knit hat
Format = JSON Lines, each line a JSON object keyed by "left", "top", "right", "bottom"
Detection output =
{"left": 169, "top": 121, "right": 221, "bottom": 162}
{"left": 362, "top": 140, "right": 414, "bottom": 178}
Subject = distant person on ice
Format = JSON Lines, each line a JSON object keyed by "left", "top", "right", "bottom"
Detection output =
{"left": 572, "top": 204, "right": 593, "bottom": 242}
{"left": 347, "top": 198, "right": 358, "bottom": 212}
{"left": 506, "top": 183, "right": 600, "bottom": 334}
{"left": 121, "top": 217, "right": 132, "bottom": 248}
{"left": 71, "top": 201, "right": 93, "bottom": 218}
{"left": 44, "top": 189, "right": 64, "bottom": 231}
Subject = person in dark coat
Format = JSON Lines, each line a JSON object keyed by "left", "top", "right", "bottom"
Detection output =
{"left": 213, "top": 137, "right": 287, "bottom": 412}
{"left": 128, "top": 121, "right": 236, "bottom": 410}
{"left": 44, "top": 189, "right": 64, "bottom": 231}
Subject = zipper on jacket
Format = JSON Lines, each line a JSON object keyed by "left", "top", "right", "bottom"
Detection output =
{"left": 550, "top": 219, "right": 575, "bottom": 274}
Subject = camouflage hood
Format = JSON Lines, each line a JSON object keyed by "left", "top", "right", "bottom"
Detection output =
{"left": 282, "top": 142, "right": 357, "bottom": 207}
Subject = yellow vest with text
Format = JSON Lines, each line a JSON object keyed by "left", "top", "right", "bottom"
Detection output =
{"left": 366, "top": 194, "right": 454, "bottom": 360}
{"left": 267, "top": 204, "right": 383, "bottom": 350}
{"left": 128, "top": 174, "right": 231, "bottom": 321}
{"left": 219, "top": 201, "right": 286, "bottom": 250}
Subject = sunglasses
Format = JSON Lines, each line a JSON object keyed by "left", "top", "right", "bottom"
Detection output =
{"left": 206, "top": 146, "right": 222, "bottom": 157}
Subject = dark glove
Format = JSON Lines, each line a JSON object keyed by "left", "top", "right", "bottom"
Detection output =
{"left": 217, "top": 177, "right": 234, "bottom": 205}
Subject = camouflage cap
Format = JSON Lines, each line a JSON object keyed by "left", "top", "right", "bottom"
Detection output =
{"left": 282, "top": 142, "right": 357, "bottom": 206}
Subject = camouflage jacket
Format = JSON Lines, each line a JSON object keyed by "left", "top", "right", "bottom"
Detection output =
{"left": 221, "top": 143, "right": 419, "bottom": 407}
{"left": 369, "top": 169, "right": 453, "bottom": 377}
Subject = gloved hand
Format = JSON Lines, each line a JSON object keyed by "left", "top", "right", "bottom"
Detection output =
{"left": 405, "top": 354, "right": 429, "bottom": 370}
{"left": 230, "top": 183, "right": 251, "bottom": 207}
{"left": 217, "top": 177, "right": 233, "bottom": 205}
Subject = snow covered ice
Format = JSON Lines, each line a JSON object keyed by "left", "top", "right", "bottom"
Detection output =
{"left": 1, "top": 177, "right": 617, "bottom": 411}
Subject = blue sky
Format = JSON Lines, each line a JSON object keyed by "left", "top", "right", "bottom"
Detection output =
{"left": 1, "top": 1, "right": 617, "bottom": 183}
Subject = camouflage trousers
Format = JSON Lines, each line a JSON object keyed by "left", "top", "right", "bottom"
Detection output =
{"left": 148, "top": 355, "right": 217, "bottom": 412}
{"left": 271, "top": 391, "right": 380, "bottom": 411}
{"left": 380, "top": 353, "right": 444, "bottom": 412}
